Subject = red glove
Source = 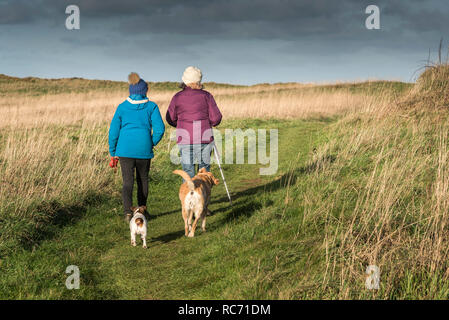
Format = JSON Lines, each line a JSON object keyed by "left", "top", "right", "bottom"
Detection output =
{"left": 109, "top": 157, "right": 119, "bottom": 168}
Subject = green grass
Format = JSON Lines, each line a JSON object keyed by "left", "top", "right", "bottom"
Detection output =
{"left": 2, "top": 112, "right": 449, "bottom": 299}
{"left": 0, "top": 74, "right": 245, "bottom": 96}
{"left": 0, "top": 118, "right": 332, "bottom": 299}
{"left": 0, "top": 73, "right": 411, "bottom": 97}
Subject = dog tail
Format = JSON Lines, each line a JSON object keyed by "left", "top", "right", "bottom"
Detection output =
{"left": 173, "top": 170, "right": 195, "bottom": 191}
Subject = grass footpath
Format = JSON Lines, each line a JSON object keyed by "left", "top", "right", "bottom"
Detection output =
{"left": 0, "top": 118, "right": 332, "bottom": 299}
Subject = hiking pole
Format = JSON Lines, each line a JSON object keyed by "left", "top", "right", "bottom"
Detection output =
{"left": 212, "top": 142, "right": 232, "bottom": 206}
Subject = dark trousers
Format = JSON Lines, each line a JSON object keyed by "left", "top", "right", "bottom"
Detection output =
{"left": 120, "top": 157, "right": 151, "bottom": 215}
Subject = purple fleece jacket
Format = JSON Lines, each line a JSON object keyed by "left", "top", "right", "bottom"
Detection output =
{"left": 166, "top": 87, "right": 222, "bottom": 144}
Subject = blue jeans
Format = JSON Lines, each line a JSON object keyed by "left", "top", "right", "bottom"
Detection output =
{"left": 178, "top": 143, "right": 212, "bottom": 178}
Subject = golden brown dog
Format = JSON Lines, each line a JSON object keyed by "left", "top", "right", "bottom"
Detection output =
{"left": 173, "top": 168, "right": 219, "bottom": 237}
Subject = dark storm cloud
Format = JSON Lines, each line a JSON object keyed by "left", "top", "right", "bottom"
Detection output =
{"left": 80, "top": 0, "right": 368, "bottom": 39}
{"left": 0, "top": 0, "right": 48, "bottom": 24}
{"left": 1, "top": 0, "right": 448, "bottom": 40}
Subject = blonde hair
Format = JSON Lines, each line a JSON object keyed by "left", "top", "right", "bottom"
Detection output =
{"left": 187, "top": 82, "right": 203, "bottom": 90}
{"left": 128, "top": 72, "right": 140, "bottom": 85}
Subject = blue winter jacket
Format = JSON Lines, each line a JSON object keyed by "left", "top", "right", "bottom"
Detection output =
{"left": 109, "top": 94, "right": 165, "bottom": 159}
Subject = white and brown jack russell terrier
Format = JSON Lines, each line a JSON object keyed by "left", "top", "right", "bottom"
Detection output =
{"left": 129, "top": 206, "right": 148, "bottom": 248}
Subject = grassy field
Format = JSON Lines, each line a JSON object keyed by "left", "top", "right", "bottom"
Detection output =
{"left": 1, "top": 68, "right": 449, "bottom": 299}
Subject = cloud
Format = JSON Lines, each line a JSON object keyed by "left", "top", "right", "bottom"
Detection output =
{"left": 1, "top": 0, "right": 448, "bottom": 43}
{"left": 1, "top": 0, "right": 448, "bottom": 83}
{"left": 0, "top": 0, "right": 47, "bottom": 24}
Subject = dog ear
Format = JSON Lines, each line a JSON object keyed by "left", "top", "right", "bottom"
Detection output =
{"left": 140, "top": 206, "right": 147, "bottom": 212}
{"left": 199, "top": 167, "right": 207, "bottom": 173}
{"left": 130, "top": 206, "right": 137, "bottom": 212}
{"left": 214, "top": 178, "right": 219, "bottom": 185}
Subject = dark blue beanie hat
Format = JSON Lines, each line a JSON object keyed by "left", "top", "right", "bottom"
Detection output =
{"left": 129, "top": 79, "right": 148, "bottom": 96}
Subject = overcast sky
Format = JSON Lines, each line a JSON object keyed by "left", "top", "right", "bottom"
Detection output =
{"left": 0, "top": 0, "right": 448, "bottom": 84}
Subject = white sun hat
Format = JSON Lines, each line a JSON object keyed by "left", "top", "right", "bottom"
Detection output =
{"left": 182, "top": 66, "right": 202, "bottom": 85}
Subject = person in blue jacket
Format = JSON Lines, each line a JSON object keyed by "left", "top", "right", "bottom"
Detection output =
{"left": 109, "top": 73, "right": 165, "bottom": 222}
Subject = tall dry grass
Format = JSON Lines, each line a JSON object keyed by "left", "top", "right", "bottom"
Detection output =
{"left": 296, "top": 63, "right": 449, "bottom": 298}
{"left": 0, "top": 83, "right": 378, "bottom": 215}
{"left": 0, "top": 83, "right": 381, "bottom": 127}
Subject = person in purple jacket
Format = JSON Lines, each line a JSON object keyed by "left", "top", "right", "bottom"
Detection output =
{"left": 166, "top": 66, "right": 222, "bottom": 178}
